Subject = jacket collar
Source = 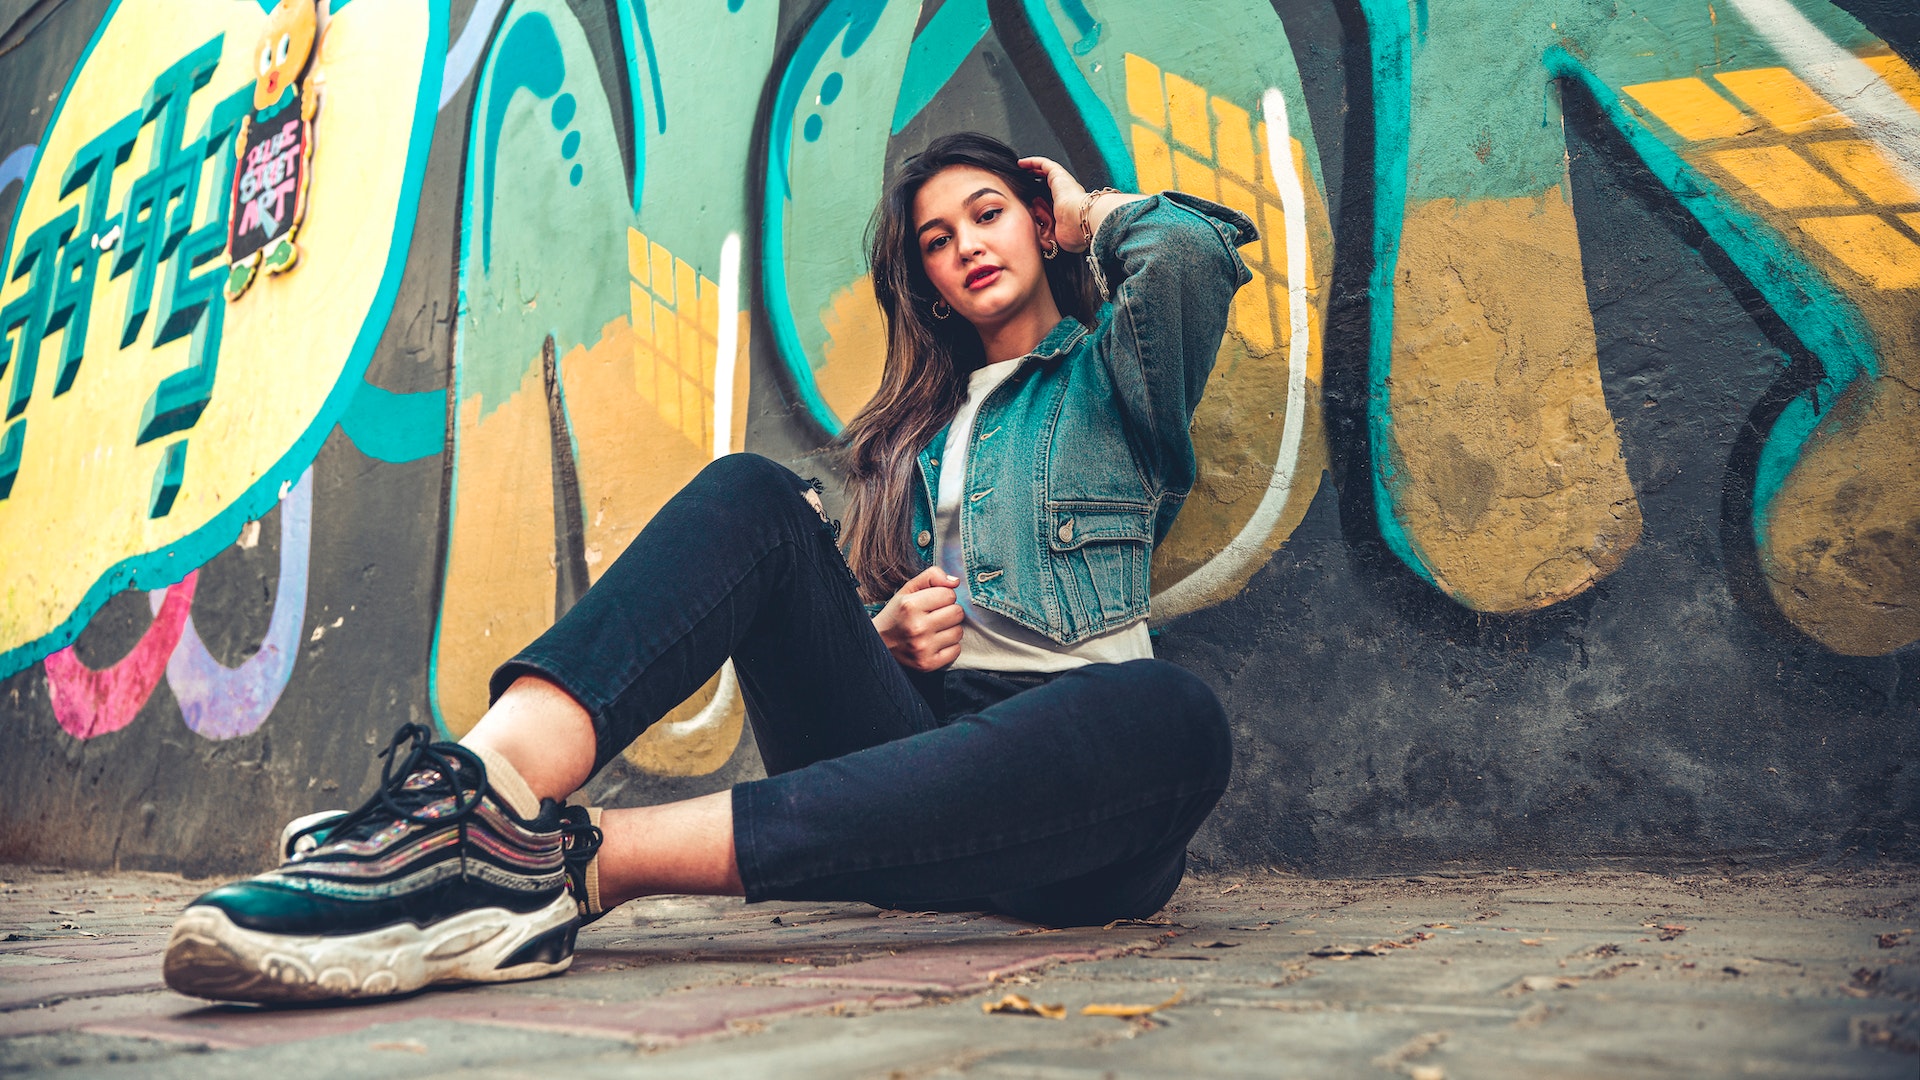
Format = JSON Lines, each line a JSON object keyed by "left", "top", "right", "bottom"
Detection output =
{"left": 915, "top": 317, "right": 1088, "bottom": 474}
{"left": 1025, "top": 316, "right": 1088, "bottom": 363}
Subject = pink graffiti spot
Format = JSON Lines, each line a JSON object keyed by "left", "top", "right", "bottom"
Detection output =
{"left": 168, "top": 468, "right": 312, "bottom": 740}
{"left": 44, "top": 574, "right": 199, "bottom": 740}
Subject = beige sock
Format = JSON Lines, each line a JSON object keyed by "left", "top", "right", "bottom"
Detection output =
{"left": 464, "top": 743, "right": 541, "bottom": 819}
{"left": 576, "top": 804, "right": 604, "bottom": 916}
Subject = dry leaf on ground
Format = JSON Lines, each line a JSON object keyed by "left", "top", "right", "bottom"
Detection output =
{"left": 1308, "top": 944, "right": 1388, "bottom": 958}
{"left": 1082, "top": 988, "right": 1184, "bottom": 1018}
{"left": 982, "top": 993, "right": 1066, "bottom": 1020}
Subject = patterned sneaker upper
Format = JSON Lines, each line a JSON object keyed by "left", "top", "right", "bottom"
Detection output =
{"left": 189, "top": 724, "right": 569, "bottom": 936}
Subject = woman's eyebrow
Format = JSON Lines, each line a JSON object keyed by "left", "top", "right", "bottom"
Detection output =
{"left": 916, "top": 187, "right": 1008, "bottom": 237}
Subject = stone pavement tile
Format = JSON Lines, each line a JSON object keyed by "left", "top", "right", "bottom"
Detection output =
{"left": 0, "top": 951, "right": 72, "bottom": 968}
{"left": 20, "top": 1019, "right": 631, "bottom": 1080}
{"left": 448, "top": 996, "right": 1120, "bottom": 1080}
{"left": 0, "top": 990, "right": 188, "bottom": 1040}
{"left": 441, "top": 984, "right": 923, "bottom": 1045}
{"left": 0, "top": 956, "right": 164, "bottom": 1009}
{"left": 83, "top": 981, "right": 921, "bottom": 1050}
{"left": 955, "top": 983, "right": 1910, "bottom": 1079}
{"left": 536, "top": 958, "right": 777, "bottom": 1001}
{"left": 1433, "top": 997, "right": 1910, "bottom": 1079}
{"left": 589, "top": 904, "right": 1038, "bottom": 960}
{"left": 773, "top": 934, "right": 1161, "bottom": 993}
{"left": 0, "top": 1030, "right": 191, "bottom": 1075}
{"left": 80, "top": 994, "right": 469, "bottom": 1050}
{"left": 7, "top": 938, "right": 170, "bottom": 962}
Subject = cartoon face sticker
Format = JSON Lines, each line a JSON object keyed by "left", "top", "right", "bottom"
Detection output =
{"left": 253, "top": 0, "right": 318, "bottom": 111}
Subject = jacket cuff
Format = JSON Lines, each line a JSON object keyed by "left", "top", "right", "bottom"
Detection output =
{"left": 1088, "top": 192, "right": 1258, "bottom": 299}
{"left": 1092, "top": 191, "right": 1259, "bottom": 259}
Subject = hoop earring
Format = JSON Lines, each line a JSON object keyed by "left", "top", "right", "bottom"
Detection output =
{"left": 1042, "top": 240, "right": 1060, "bottom": 260}
{"left": 931, "top": 299, "right": 951, "bottom": 320}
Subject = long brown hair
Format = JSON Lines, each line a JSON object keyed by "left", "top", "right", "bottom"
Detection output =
{"left": 837, "top": 133, "right": 1098, "bottom": 603}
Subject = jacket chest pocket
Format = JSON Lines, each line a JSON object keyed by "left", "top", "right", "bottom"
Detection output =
{"left": 1048, "top": 501, "right": 1152, "bottom": 629}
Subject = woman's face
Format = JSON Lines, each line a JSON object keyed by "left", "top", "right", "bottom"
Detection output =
{"left": 911, "top": 165, "right": 1056, "bottom": 331}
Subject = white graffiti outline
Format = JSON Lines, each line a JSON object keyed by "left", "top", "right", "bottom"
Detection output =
{"left": 1151, "top": 87, "right": 1312, "bottom": 621}
{"left": 713, "top": 231, "right": 742, "bottom": 460}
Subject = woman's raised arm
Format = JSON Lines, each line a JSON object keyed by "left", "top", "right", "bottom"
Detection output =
{"left": 1022, "top": 157, "right": 1257, "bottom": 492}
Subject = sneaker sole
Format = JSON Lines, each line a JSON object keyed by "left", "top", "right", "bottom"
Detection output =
{"left": 162, "top": 892, "right": 577, "bottom": 1003}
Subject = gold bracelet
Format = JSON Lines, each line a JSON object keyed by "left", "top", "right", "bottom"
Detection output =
{"left": 1078, "top": 187, "right": 1118, "bottom": 251}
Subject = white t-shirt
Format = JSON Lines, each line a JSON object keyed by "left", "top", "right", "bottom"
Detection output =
{"left": 934, "top": 357, "right": 1154, "bottom": 672}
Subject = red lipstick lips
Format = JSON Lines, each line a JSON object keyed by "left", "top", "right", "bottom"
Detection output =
{"left": 965, "top": 265, "right": 1002, "bottom": 289}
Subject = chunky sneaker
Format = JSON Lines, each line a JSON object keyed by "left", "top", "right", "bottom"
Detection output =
{"left": 163, "top": 724, "right": 579, "bottom": 1003}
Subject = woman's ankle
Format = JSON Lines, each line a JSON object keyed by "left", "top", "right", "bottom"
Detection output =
{"left": 595, "top": 796, "right": 745, "bottom": 905}
{"left": 460, "top": 675, "right": 597, "bottom": 801}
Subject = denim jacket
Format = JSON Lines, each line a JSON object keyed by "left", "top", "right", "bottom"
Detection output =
{"left": 876, "top": 192, "right": 1255, "bottom": 644}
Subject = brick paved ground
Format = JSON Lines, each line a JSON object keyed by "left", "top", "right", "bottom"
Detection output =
{"left": 1, "top": 863, "right": 1915, "bottom": 1077}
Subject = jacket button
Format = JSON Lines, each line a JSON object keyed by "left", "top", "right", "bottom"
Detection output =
{"left": 916, "top": 530, "right": 932, "bottom": 547}
{"left": 1058, "top": 520, "right": 1073, "bottom": 543}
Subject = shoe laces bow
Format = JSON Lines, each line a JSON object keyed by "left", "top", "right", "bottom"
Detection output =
{"left": 309, "top": 723, "right": 489, "bottom": 850}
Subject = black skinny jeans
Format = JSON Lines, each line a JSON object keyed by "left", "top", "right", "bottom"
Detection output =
{"left": 491, "top": 454, "right": 1232, "bottom": 926}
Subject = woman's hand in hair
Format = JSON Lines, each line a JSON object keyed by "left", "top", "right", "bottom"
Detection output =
{"left": 1019, "top": 155, "right": 1143, "bottom": 254}
{"left": 873, "top": 566, "right": 965, "bottom": 671}
{"left": 1018, "top": 156, "right": 1089, "bottom": 252}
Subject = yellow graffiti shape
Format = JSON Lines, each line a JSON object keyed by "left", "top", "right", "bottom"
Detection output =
{"left": 1713, "top": 67, "right": 1850, "bottom": 134}
{"left": 628, "top": 228, "right": 734, "bottom": 453}
{"left": 1122, "top": 55, "right": 1333, "bottom": 616}
{"left": 1625, "top": 77, "right": 1763, "bottom": 141}
{"left": 436, "top": 234, "right": 749, "bottom": 776}
{"left": 1761, "top": 375, "right": 1920, "bottom": 656}
{"left": 1625, "top": 55, "right": 1920, "bottom": 655}
{"left": 0, "top": 0, "right": 429, "bottom": 660}
{"left": 815, "top": 275, "right": 887, "bottom": 425}
{"left": 434, "top": 361, "right": 563, "bottom": 736}
{"left": 1711, "top": 145, "right": 1857, "bottom": 209}
{"left": 1386, "top": 193, "right": 1642, "bottom": 612}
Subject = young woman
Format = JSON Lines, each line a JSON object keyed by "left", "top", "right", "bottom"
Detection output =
{"left": 162, "top": 133, "right": 1257, "bottom": 1003}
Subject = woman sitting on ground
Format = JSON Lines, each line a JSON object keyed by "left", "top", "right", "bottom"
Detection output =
{"left": 162, "top": 132, "right": 1257, "bottom": 1003}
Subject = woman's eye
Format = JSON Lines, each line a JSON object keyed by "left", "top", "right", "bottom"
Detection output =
{"left": 979, "top": 207, "right": 1001, "bottom": 223}
{"left": 926, "top": 235, "right": 948, "bottom": 252}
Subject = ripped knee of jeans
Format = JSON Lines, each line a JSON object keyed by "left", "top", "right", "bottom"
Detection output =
{"left": 801, "top": 486, "right": 828, "bottom": 524}
{"left": 798, "top": 475, "right": 845, "bottom": 546}
{"left": 797, "top": 475, "right": 864, "bottom": 596}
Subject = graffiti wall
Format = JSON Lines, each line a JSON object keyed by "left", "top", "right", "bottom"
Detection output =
{"left": 0, "top": 0, "right": 1913, "bottom": 875}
